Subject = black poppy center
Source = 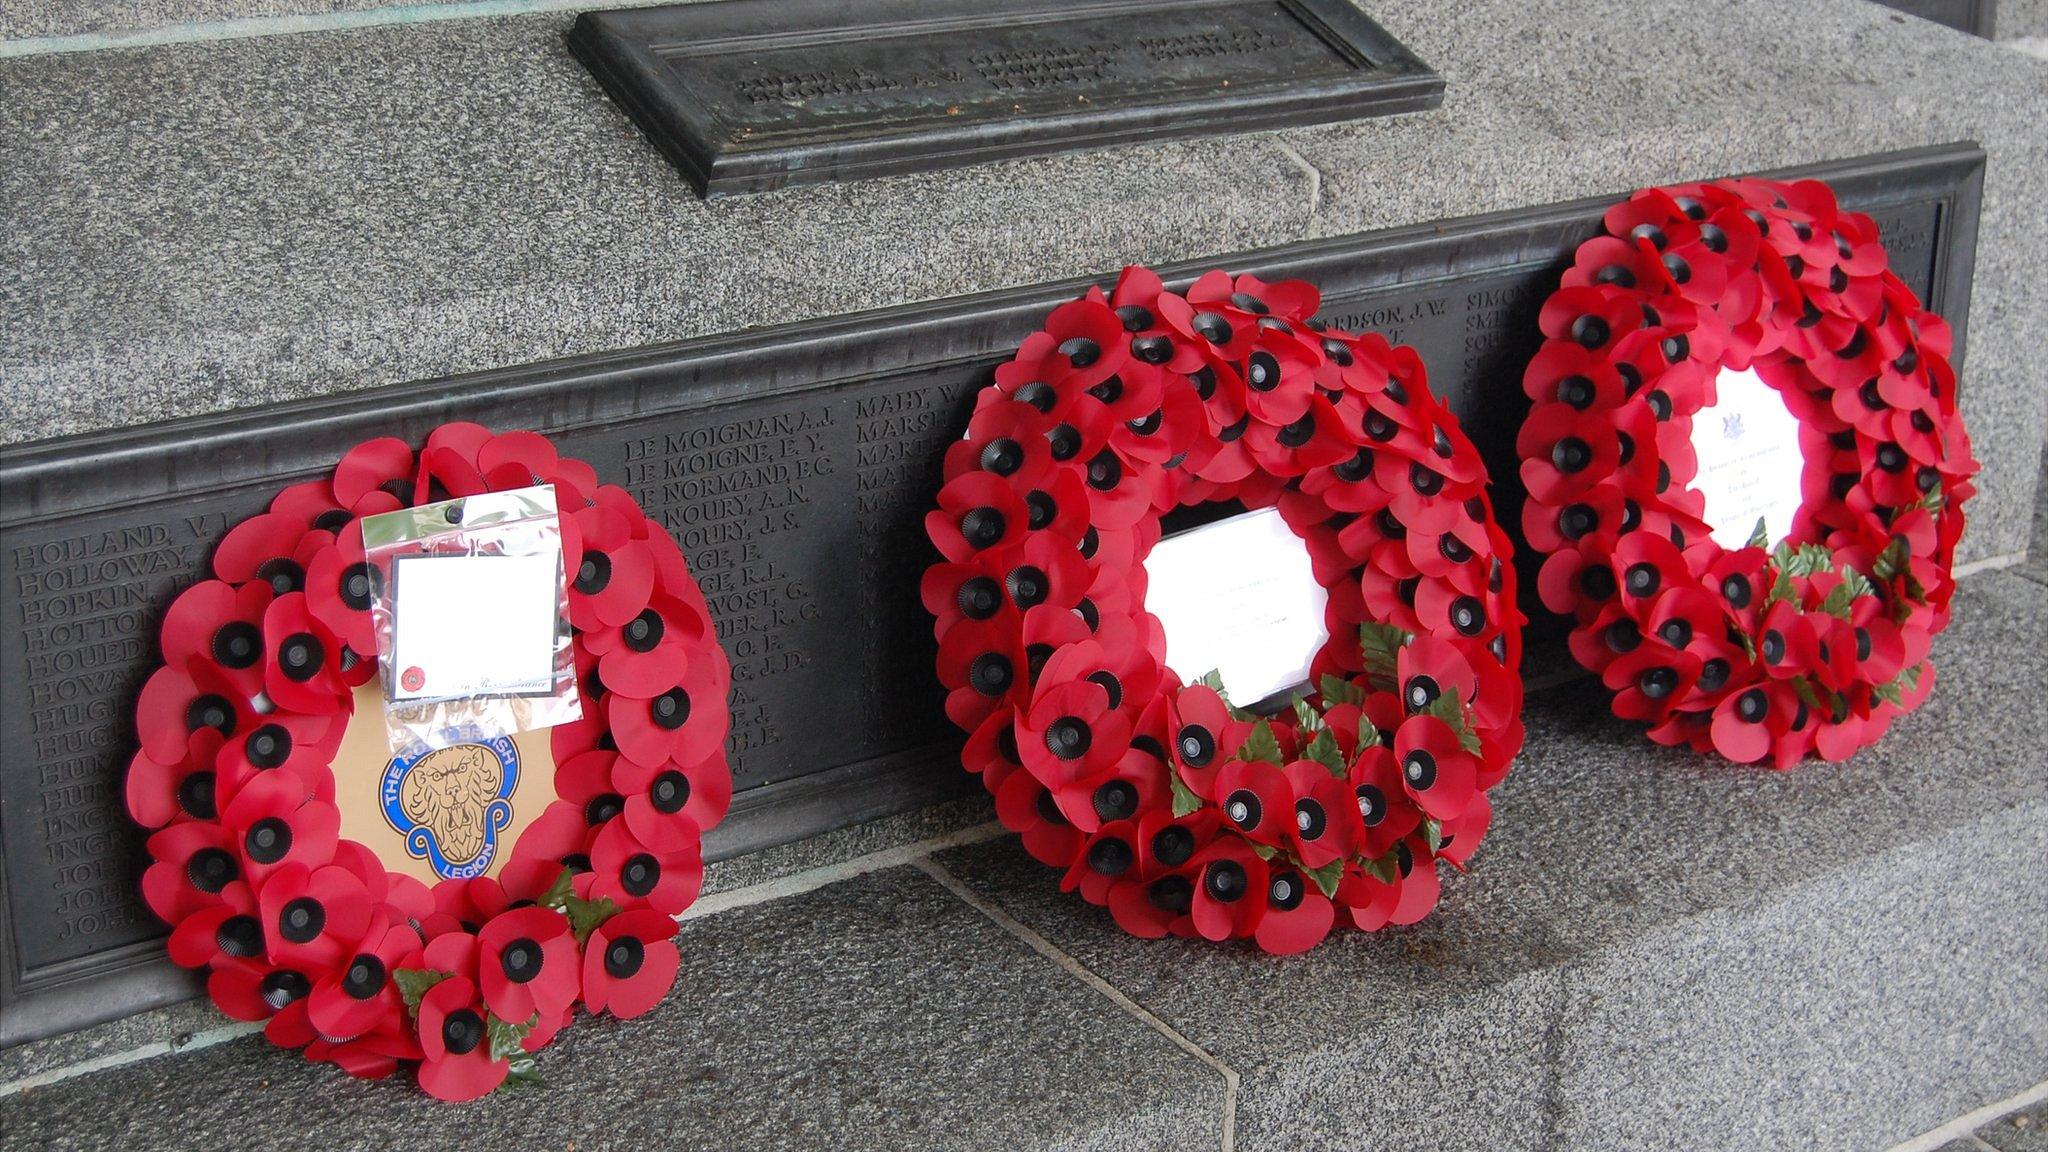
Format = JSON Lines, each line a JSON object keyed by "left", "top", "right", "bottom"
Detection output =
{"left": 1091, "top": 779, "right": 1139, "bottom": 824}
{"left": 500, "top": 938, "right": 542, "bottom": 983}
{"left": 441, "top": 1008, "right": 485, "bottom": 1056}
{"left": 586, "top": 792, "right": 625, "bottom": 825}
{"left": 1737, "top": 688, "right": 1769, "bottom": 724}
{"left": 1176, "top": 724, "right": 1216, "bottom": 767}
{"left": 604, "top": 935, "right": 645, "bottom": 980}
{"left": 257, "top": 558, "right": 305, "bottom": 596}
{"left": 574, "top": 552, "right": 613, "bottom": 595}
{"left": 1294, "top": 798, "right": 1327, "bottom": 840}
{"left": 960, "top": 507, "right": 1006, "bottom": 550}
{"left": 1058, "top": 336, "right": 1101, "bottom": 369}
{"left": 1405, "top": 674, "right": 1441, "bottom": 714}
{"left": 1723, "top": 574, "right": 1753, "bottom": 608}
{"left": 1638, "top": 666, "right": 1679, "bottom": 700}
{"left": 212, "top": 622, "right": 262, "bottom": 669}
{"left": 623, "top": 853, "right": 661, "bottom": 897}
{"left": 957, "top": 576, "right": 1002, "bottom": 620}
{"left": 216, "top": 914, "right": 262, "bottom": 958}
{"left": 246, "top": 817, "right": 292, "bottom": 865}
{"left": 1246, "top": 351, "right": 1281, "bottom": 392}
{"left": 625, "top": 608, "right": 666, "bottom": 653}
{"left": 652, "top": 770, "right": 691, "bottom": 814}
{"left": 1624, "top": 563, "right": 1660, "bottom": 597}
{"left": 1152, "top": 825, "right": 1196, "bottom": 868}
{"left": 343, "top": 954, "right": 387, "bottom": 1000}
{"left": 1087, "top": 837, "right": 1134, "bottom": 877}
{"left": 187, "top": 847, "right": 238, "bottom": 893}
{"left": 1224, "top": 789, "right": 1262, "bottom": 830}
{"left": 1025, "top": 491, "right": 1058, "bottom": 530}
{"left": 1761, "top": 630, "right": 1786, "bottom": 664}
{"left": 247, "top": 723, "right": 292, "bottom": 770}
{"left": 1086, "top": 450, "right": 1122, "bottom": 491}
{"left": 1191, "top": 312, "right": 1232, "bottom": 345}
{"left": 653, "top": 688, "right": 692, "bottom": 730}
{"left": 261, "top": 970, "right": 312, "bottom": 1011}
{"left": 1150, "top": 875, "right": 1195, "bottom": 914}
{"left": 1658, "top": 619, "right": 1693, "bottom": 648}
{"left": 1355, "top": 784, "right": 1387, "bottom": 827}
{"left": 981, "top": 438, "right": 1025, "bottom": 476}
{"left": 185, "top": 694, "right": 236, "bottom": 738}
{"left": 335, "top": 566, "right": 381, "bottom": 618}
{"left": 1403, "top": 750, "right": 1439, "bottom": 790}
{"left": 278, "top": 632, "right": 325, "bottom": 682}
{"left": 1268, "top": 871, "right": 1305, "bottom": 912}
{"left": 279, "top": 896, "right": 325, "bottom": 944}
{"left": 1451, "top": 597, "right": 1485, "bottom": 637}
{"left": 1553, "top": 437, "right": 1592, "bottom": 474}
{"left": 1044, "top": 717, "right": 1092, "bottom": 761}
{"left": 969, "top": 653, "right": 1014, "bottom": 697}
{"left": 1571, "top": 315, "right": 1610, "bottom": 348}
{"left": 178, "top": 770, "right": 219, "bottom": 820}
{"left": 1203, "top": 860, "right": 1249, "bottom": 903}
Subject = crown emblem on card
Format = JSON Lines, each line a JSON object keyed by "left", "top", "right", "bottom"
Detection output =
{"left": 1721, "top": 413, "right": 1745, "bottom": 441}
{"left": 381, "top": 735, "right": 519, "bottom": 880}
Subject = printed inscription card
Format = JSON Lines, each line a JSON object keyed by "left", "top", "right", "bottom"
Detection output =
{"left": 1148, "top": 506, "right": 1329, "bottom": 706}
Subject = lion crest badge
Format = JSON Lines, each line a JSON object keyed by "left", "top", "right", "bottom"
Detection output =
{"left": 380, "top": 734, "right": 520, "bottom": 880}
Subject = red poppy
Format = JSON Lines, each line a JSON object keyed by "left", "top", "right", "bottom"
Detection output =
{"left": 475, "top": 905, "right": 579, "bottom": 1024}
{"left": 415, "top": 976, "right": 508, "bottom": 1101}
{"left": 582, "top": 908, "right": 681, "bottom": 1020}
{"left": 308, "top": 917, "right": 420, "bottom": 1039}
{"left": 588, "top": 817, "right": 703, "bottom": 916}
{"left": 219, "top": 769, "right": 340, "bottom": 884}
{"left": 605, "top": 644, "right": 729, "bottom": 767}
{"left": 256, "top": 862, "right": 375, "bottom": 973}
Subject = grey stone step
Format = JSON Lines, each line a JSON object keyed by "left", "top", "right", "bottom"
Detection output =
{"left": 3, "top": 0, "right": 2048, "bottom": 565}
{"left": 4, "top": 570, "right": 2042, "bottom": 1150}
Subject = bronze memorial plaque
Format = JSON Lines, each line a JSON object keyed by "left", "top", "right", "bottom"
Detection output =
{"left": 569, "top": 0, "right": 1445, "bottom": 196}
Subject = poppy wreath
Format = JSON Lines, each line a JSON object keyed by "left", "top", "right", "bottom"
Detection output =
{"left": 1518, "top": 175, "right": 1978, "bottom": 766}
{"left": 922, "top": 266, "right": 1525, "bottom": 955}
{"left": 125, "top": 423, "right": 732, "bottom": 1100}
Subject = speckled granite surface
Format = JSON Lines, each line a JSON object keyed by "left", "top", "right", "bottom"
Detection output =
{"left": 2, "top": 571, "right": 2042, "bottom": 1148}
{"left": 3, "top": 0, "right": 2047, "bottom": 562}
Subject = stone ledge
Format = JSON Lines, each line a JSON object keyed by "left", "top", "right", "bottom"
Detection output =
{"left": 3, "top": 572, "right": 2042, "bottom": 1149}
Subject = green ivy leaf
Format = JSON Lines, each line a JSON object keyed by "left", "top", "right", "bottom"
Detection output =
{"left": 1198, "top": 668, "right": 1228, "bottom": 697}
{"left": 1354, "top": 721, "right": 1382, "bottom": 757}
{"left": 487, "top": 1011, "right": 538, "bottom": 1065}
{"left": 1421, "top": 818, "right": 1443, "bottom": 855}
{"left": 1922, "top": 487, "right": 1945, "bottom": 514}
{"left": 1767, "top": 568, "right": 1798, "bottom": 606}
{"left": 1872, "top": 678, "right": 1905, "bottom": 707}
{"left": 1872, "top": 536, "right": 1910, "bottom": 583}
{"left": 1303, "top": 728, "right": 1346, "bottom": 776}
{"left": 1318, "top": 674, "right": 1365, "bottom": 708}
{"left": 394, "top": 968, "right": 453, "bottom": 1019}
{"left": 536, "top": 867, "right": 575, "bottom": 912}
{"left": 1249, "top": 841, "right": 1280, "bottom": 861}
{"left": 1789, "top": 676, "right": 1825, "bottom": 714}
{"left": 1422, "top": 687, "right": 1483, "bottom": 756}
{"left": 1746, "top": 517, "right": 1770, "bottom": 550}
{"left": 1291, "top": 695, "right": 1321, "bottom": 735}
{"left": 502, "top": 1053, "right": 543, "bottom": 1088}
{"left": 1362, "top": 852, "right": 1399, "bottom": 885}
{"left": 1304, "top": 859, "right": 1346, "bottom": 899}
{"left": 1169, "top": 769, "right": 1204, "bottom": 818}
{"left": 562, "top": 891, "right": 620, "bottom": 946}
{"left": 1237, "top": 718, "right": 1284, "bottom": 765}
{"left": 1358, "top": 622, "right": 1412, "bottom": 692}
{"left": 1819, "top": 581, "right": 1857, "bottom": 620}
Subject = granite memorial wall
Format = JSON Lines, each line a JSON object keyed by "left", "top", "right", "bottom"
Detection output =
{"left": 0, "top": 143, "right": 1982, "bottom": 1044}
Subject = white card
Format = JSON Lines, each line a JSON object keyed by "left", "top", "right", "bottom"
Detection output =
{"left": 388, "top": 552, "right": 561, "bottom": 701}
{"left": 1692, "top": 366, "right": 1809, "bottom": 551}
{"left": 1148, "top": 507, "right": 1329, "bottom": 705}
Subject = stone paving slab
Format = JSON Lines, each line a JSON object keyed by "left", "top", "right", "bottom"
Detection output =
{"left": 0, "top": 865, "right": 1222, "bottom": 1151}
{"left": 934, "top": 572, "right": 2048, "bottom": 1151}
{"left": 1980, "top": 1099, "right": 2048, "bottom": 1152}
{"left": 3, "top": 0, "right": 2047, "bottom": 565}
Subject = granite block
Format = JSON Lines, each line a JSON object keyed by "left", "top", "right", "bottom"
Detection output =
{"left": 0, "top": 0, "right": 391, "bottom": 42}
{"left": 932, "top": 572, "right": 2048, "bottom": 1150}
{"left": 1980, "top": 1101, "right": 2048, "bottom": 1152}
{"left": 3, "top": 0, "right": 2047, "bottom": 563}
{"left": 0, "top": 866, "right": 1224, "bottom": 1151}
{"left": 2027, "top": 447, "right": 2048, "bottom": 584}
{"left": 2002, "top": 0, "right": 2048, "bottom": 38}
